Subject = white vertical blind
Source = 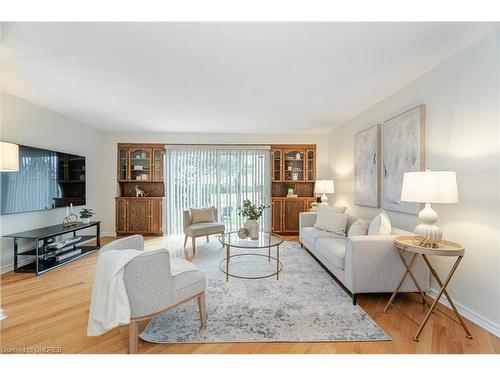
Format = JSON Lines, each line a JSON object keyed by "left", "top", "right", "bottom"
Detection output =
{"left": 165, "top": 147, "right": 271, "bottom": 234}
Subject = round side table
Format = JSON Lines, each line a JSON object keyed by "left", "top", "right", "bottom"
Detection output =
{"left": 383, "top": 235, "right": 472, "bottom": 342}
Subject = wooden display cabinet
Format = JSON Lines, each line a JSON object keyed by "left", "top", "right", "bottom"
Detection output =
{"left": 116, "top": 143, "right": 165, "bottom": 236}
{"left": 115, "top": 197, "right": 163, "bottom": 235}
{"left": 271, "top": 144, "right": 316, "bottom": 234}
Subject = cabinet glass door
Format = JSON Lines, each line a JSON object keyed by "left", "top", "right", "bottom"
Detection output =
{"left": 272, "top": 149, "right": 282, "bottom": 182}
{"left": 283, "top": 150, "right": 305, "bottom": 181}
{"left": 306, "top": 149, "right": 315, "bottom": 181}
{"left": 152, "top": 148, "right": 163, "bottom": 182}
{"left": 130, "top": 148, "right": 151, "bottom": 181}
{"left": 118, "top": 148, "right": 128, "bottom": 181}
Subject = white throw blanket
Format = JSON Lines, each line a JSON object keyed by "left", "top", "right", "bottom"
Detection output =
{"left": 87, "top": 249, "right": 142, "bottom": 336}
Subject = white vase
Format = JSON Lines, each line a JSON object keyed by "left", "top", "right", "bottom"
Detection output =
{"left": 82, "top": 217, "right": 90, "bottom": 224}
{"left": 244, "top": 219, "right": 259, "bottom": 240}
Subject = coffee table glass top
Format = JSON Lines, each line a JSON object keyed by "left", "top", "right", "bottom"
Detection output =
{"left": 219, "top": 231, "right": 283, "bottom": 249}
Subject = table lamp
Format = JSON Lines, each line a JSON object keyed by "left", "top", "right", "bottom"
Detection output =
{"left": 0, "top": 141, "right": 19, "bottom": 321}
{"left": 401, "top": 170, "right": 458, "bottom": 247}
{"left": 314, "top": 180, "right": 335, "bottom": 205}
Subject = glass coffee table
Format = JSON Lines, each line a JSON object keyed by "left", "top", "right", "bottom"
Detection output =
{"left": 218, "top": 232, "right": 284, "bottom": 281}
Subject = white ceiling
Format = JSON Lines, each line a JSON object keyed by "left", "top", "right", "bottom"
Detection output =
{"left": 1, "top": 22, "right": 498, "bottom": 134}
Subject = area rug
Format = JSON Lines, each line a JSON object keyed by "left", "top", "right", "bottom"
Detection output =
{"left": 140, "top": 240, "right": 390, "bottom": 343}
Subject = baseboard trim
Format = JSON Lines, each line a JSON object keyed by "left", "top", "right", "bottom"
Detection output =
{"left": 427, "top": 288, "right": 500, "bottom": 338}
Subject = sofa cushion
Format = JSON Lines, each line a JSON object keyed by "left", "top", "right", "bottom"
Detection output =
{"left": 170, "top": 258, "right": 206, "bottom": 304}
{"left": 301, "top": 227, "right": 345, "bottom": 246}
{"left": 314, "top": 211, "right": 348, "bottom": 236}
{"left": 347, "top": 218, "right": 371, "bottom": 237}
{"left": 315, "top": 238, "right": 347, "bottom": 270}
{"left": 190, "top": 206, "right": 216, "bottom": 224}
{"left": 185, "top": 222, "right": 225, "bottom": 236}
{"left": 368, "top": 212, "right": 392, "bottom": 235}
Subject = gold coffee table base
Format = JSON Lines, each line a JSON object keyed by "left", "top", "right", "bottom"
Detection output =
{"left": 219, "top": 253, "right": 283, "bottom": 280}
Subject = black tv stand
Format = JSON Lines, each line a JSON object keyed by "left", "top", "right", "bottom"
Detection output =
{"left": 5, "top": 221, "right": 100, "bottom": 276}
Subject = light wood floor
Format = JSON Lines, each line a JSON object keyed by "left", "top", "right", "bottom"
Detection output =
{"left": 1, "top": 235, "right": 498, "bottom": 354}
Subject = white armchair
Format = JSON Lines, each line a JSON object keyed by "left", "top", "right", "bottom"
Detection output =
{"left": 101, "top": 235, "right": 207, "bottom": 353}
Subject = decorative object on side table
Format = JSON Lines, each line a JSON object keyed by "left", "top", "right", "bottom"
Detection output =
{"left": 238, "top": 227, "right": 249, "bottom": 239}
{"left": 314, "top": 179, "right": 334, "bottom": 205}
{"left": 237, "top": 199, "right": 269, "bottom": 240}
{"left": 79, "top": 208, "right": 95, "bottom": 224}
{"left": 63, "top": 203, "right": 78, "bottom": 228}
{"left": 384, "top": 235, "right": 472, "bottom": 342}
{"left": 401, "top": 170, "right": 458, "bottom": 247}
{"left": 134, "top": 185, "right": 149, "bottom": 197}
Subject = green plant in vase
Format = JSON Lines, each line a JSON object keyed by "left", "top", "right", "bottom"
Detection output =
{"left": 79, "top": 208, "right": 94, "bottom": 224}
{"left": 237, "top": 199, "right": 269, "bottom": 240}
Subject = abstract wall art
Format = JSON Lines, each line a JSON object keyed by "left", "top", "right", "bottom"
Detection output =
{"left": 381, "top": 105, "right": 425, "bottom": 214}
{"left": 354, "top": 124, "right": 381, "bottom": 207}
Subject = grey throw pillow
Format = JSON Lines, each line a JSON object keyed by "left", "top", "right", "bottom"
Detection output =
{"left": 347, "top": 219, "right": 371, "bottom": 237}
{"left": 190, "top": 206, "right": 216, "bottom": 224}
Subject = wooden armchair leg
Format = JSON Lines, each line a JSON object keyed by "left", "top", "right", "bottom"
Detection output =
{"left": 197, "top": 292, "right": 207, "bottom": 328}
{"left": 129, "top": 320, "right": 139, "bottom": 354}
{"left": 183, "top": 235, "right": 188, "bottom": 248}
{"left": 192, "top": 237, "right": 196, "bottom": 256}
{"left": 206, "top": 235, "right": 209, "bottom": 242}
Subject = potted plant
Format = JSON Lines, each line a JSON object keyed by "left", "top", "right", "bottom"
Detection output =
{"left": 237, "top": 199, "right": 269, "bottom": 240}
{"left": 79, "top": 208, "right": 94, "bottom": 224}
{"left": 286, "top": 182, "right": 295, "bottom": 196}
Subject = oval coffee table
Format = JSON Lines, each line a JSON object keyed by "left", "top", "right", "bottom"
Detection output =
{"left": 218, "top": 232, "right": 284, "bottom": 281}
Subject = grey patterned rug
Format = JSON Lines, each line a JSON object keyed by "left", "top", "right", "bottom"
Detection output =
{"left": 140, "top": 241, "right": 390, "bottom": 343}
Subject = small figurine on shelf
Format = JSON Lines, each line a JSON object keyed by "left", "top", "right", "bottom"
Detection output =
{"left": 79, "top": 208, "right": 94, "bottom": 224}
{"left": 135, "top": 185, "right": 149, "bottom": 197}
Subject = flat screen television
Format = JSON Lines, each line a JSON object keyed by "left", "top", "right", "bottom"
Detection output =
{"left": 1, "top": 145, "right": 86, "bottom": 215}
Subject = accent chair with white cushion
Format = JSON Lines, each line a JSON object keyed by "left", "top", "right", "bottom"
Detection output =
{"left": 184, "top": 207, "right": 225, "bottom": 256}
{"left": 299, "top": 212, "right": 430, "bottom": 305}
{"left": 101, "top": 235, "right": 207, "bottom": 353}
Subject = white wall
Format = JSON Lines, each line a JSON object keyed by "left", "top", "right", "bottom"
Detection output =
{"left": 100, "top": 132, "right": 330, "bottom": 234}
{"left": 0, "top": 92, "right": 106, "bottom": 272}
{"left": 328, "top": 30, "right": 500, "bottom": 334}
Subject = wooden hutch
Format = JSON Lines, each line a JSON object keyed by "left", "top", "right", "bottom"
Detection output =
{"left": 271, "top": 144, "right": 316, "bottom": 234}
{"left": 115, "top": 143, "right": 164, "bottom": 235}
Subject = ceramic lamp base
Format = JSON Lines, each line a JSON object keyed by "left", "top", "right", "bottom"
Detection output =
{"left": 414, "top": 203, "right": 443, "bottom": 247}
{"left": 320, "top": 193, "right": 329, "bottom": 206}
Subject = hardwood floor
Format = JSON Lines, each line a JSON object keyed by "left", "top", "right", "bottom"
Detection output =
{"left": 1, "top": 235, "right": 498, "bottom": 354}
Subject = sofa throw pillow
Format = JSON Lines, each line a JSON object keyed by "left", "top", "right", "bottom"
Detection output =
{"left": 190, "top": 206, "right": 216, "bottom": 224}
{"left": 317, "top": 205, "right": 347, "bottom": 214}
{"left": 368, "top": 212, "right": 392, "bottom": 235}
{"left": 314, "top": 211, "right": 348, "bottom": 236}
{"left": 347, "top": 218, "right": 371, "bottom": 237}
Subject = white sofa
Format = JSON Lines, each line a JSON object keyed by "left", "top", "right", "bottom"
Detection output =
{"left": 299, "top": 212, "right": 430, "bottom": 304}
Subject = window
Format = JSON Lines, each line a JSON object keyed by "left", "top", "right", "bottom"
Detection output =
{"left": 165, "top": 147, "right": 271, "bottom": 234}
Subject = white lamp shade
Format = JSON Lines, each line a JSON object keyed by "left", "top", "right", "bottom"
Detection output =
{"left": 401, "top": 171, "right": 458, "bottom": 204}
{"left": 0, "top": 142, "right": 19, "bottom": 172}
{"left": 314, "top": 179, "right": 335, "bottom": 194}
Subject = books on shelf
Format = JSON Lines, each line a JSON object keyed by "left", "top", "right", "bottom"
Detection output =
{"left": 46, "top": 236, "right": 82, "bottom": 250}
{"left": 56, "top": 249, "right": 82, "bottom": 262}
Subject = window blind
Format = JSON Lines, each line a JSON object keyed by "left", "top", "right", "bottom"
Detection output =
{"left": 165, "top": 147, "right": 271, "bottom": 234}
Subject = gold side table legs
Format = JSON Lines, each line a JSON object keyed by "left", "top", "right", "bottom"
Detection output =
{"left": 385, "top": 246, "right": 473, "bottom": 342}
{"left": 383, "top": 250, "right": 425, "bottom": 314}
{"left": 414, "top": 255, "right": 473, "bottom": 341}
